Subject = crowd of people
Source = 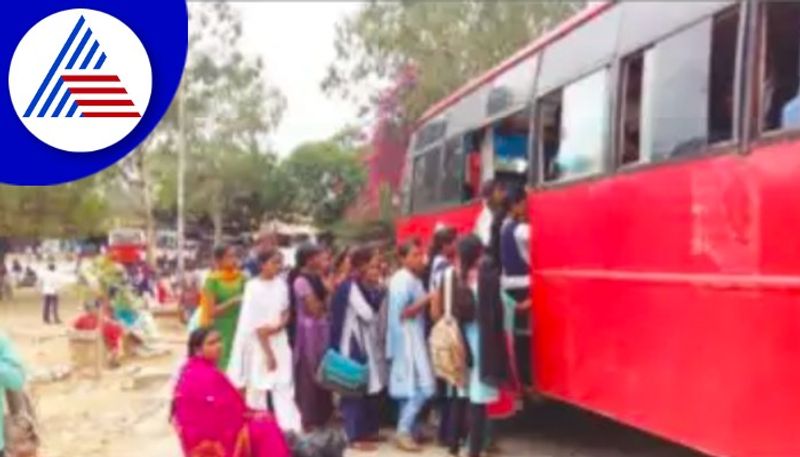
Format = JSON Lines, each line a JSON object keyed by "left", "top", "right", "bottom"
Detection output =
{"left": 170, "top": 178, "right": 532, "bottom": 457}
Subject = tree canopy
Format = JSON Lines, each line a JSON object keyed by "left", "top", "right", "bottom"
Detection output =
{"left": 323, "top": 1, "right": 584, "bottom": 122}
{"left": 277, "top": 138, "right": 367, "bottom": 227}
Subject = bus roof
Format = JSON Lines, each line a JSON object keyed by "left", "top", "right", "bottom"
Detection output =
{"left": 414, "top": 1, "right": 613, "bottom": 130}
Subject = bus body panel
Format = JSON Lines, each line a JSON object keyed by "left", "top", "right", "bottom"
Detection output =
{"left": 396, "top": 202, "right": 482, "bottom": 246}
{"left": 529, "top": 137, "right": 800, "bottom": 457}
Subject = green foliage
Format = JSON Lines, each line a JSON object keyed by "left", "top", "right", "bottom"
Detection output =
{"left": 328, "top": 218, "right": 394, "bottom": 244}
{"left": 108, "top": 1, "right": 288, "bottom": 241}
{"left": 280, "top": 138, "right": 367, "bottom": 226}
{"left": 323, "top": 1, "right": 584, "bottom": 121}
{"left": 0, "top": 176, "right": 108, "bottom": 238}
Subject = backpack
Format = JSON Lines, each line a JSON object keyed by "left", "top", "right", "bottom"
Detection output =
{"left": 428, "top": 268, "right": 468, "bottom": 388}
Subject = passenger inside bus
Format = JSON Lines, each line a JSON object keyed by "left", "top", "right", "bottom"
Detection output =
{"left": 539, "top": 93, "right": 562, "bottom": 181}
{"left": 673, "top": 8, "right": 739, "bottom": 157}
{"left": 620, "top": 52, "right": 644, "bottom": 165}
{"left": 492, "top": 111, "right": 531, "bottom": 191}
{"left": 462, "top": 131, "right": 484, "bottom": 202}
{"left": 761, "top": 2, "right": 800, "bottom": 131}
{"left": 493, "top": 113, "right": 529, "bottom": 174}
{"left": 707, "top": 8, "right": 738, "bottom": 144}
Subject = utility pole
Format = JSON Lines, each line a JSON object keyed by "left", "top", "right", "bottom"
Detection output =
{"left": 177, "top": 82, "right": 186, "bottom": 284}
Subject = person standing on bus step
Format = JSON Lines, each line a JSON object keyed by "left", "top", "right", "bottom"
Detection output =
{"left": 39, "top": 263, "right": 62, "bottom": 325}
{"left": 199, "top": 245, "right": 245, "bottom": 371}
{"left": 386, "top": 240, "right": 436, "bottom": 453}
{"left": 489, "top": 185, "right": 533, "bottom": 428}
{"left": 500, "top": 186, "right": 530, "bottom": 302}
{"left": 473, "top": 180, "right": 505, "bottom": 249}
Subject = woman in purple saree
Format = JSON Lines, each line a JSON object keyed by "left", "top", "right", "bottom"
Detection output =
{"left": 172, "top": 327, "right": 291, "bottom": 457}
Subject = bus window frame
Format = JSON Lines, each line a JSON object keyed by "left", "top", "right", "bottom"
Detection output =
{"left": 535, "top": 64, "right": 615, "bottom": 190}
{"left": 410, "top": 143, "right": 446, "bottom": 213}
{"left": 609, "top": 4, "right": 747, "bottom": 176}
{"left": 530, "top": 3, "right": 748, "bottom": 190}
{"left": 439, "top": 136, "right": 466, "bottom": 207}
{"left": 743, "top": 0, "right": 800, "bottom": 151}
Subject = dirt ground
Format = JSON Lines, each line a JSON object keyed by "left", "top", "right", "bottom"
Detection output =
{"left": 1, "top": 288, "right": 704, "bottom": 457}
{"left": 0, "top": 288, "right": 183, "bottom": 457}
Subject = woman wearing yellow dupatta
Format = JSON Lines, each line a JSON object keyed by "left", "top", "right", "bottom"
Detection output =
{"left": 200, "top": 245, "right": 245, "bottom": 370}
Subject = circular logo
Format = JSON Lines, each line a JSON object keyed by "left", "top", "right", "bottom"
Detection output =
{"left": 9, "top": 9, "right": 152, "bottom": 153}
{"left": 0, "top": 0, "right": 187, "bottom": 185}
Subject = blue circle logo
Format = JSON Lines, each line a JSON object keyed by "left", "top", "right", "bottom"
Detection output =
{"left": 1, "top": 0, "right": 188, "bottom": 185}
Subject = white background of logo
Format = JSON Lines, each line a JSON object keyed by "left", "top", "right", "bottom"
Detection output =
{"left": 8, "top": 9, "right": 152, "bottom": 153}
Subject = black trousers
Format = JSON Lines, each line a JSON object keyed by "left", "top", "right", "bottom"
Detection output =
{"left": 507, "top": 287, "right": 533, "bottom": 386}
{"left": 43, "top": 294, "right": 60, "bottom": 323}
{"left": 446, "top": 399, "right": 488, "bottom": 457}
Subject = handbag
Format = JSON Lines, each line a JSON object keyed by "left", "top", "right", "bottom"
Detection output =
{"left": 429, "top": 268, "right": 468, "bottom": 388}
{"left": 316, "top": 348, "right": 368, "bottom": 397}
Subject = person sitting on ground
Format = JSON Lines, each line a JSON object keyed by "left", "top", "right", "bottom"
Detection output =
{"left": 171, "top": 327, "right": 290, "bottom": 457}
{"left": 73, "top": 300, "right": 125, "bottom": 367}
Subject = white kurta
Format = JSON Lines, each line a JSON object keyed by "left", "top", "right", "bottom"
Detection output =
{"left": 474, "top": 204, "right": 493, "bottom": 247}
{"left": 228, "top": 277, "right": 293, "bottom": 390}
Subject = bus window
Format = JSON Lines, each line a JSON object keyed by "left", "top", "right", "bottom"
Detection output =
{"left": 462, "top": 131, "right": 483, "bottom": 202}
{"left": 493, "top": 109, "right": 531, "bottom": 177}
{"left": 423, "top": 146, "right": 442, "bottom": 207}
{"left": 707, "top": 8, "right": 739, "bottom": 145}
{"left": 541, "top": 68, "right": 609, "bottom": 183}
{"left": 440, "top": 138, "right": 464, "bottom": 204}
{"left": 640, "top": 6, "right": 740, "bottom": 160}
{"left": 539, "top": 91, "right": 562, "bottom": 181}
{"left": 619, "top": 50, "right": 646, "bottom": 166}
{"left": 760, "top": 2, "right": 800, "bottom": 133}
{"left": 411, "top": 154, "right": 426, "bottom": 212}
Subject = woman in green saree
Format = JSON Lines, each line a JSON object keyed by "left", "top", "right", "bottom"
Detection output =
{"left": 200, "top": 245, "right": 245, "bottom": 370}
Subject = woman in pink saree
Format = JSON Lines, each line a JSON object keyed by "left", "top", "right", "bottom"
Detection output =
{"left": 172, "top": 327, "right": 291, "bottom": 457}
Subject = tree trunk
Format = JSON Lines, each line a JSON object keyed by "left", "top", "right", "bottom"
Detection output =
{"left": 143, "top": 180, "right": 156, "bottom": 266}
{"left": 212, "top": 194, "right": 224, "bottom": 247}
{"left": 133, "top": 145, "right": 156, "bottom": 265}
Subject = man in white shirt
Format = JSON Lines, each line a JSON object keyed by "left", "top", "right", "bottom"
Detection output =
{"left": 38, "top": 263, "right": 62, "bottom": 324}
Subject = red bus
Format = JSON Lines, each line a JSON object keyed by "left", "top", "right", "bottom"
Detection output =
{"left": 107, "top": 228, "right": 146, "bottom": 265}
{"left": 396, "top": 2, "right": 800, "bottom": 456}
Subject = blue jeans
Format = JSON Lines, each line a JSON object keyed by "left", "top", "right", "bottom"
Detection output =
{"left": 397, "top": 391, "right": 429, "bottom": 436}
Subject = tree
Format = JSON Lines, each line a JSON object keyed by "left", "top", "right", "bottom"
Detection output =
{"left": 0, "top": 177, "right": 108, "bottom": 239}
{"left": 280, "top": 139, "right": 367, "bottom": 227}
{"left": 113, "top": 1, "right": 287, "bottom": 247}
{"left": 323, "top": 1, "right": 584, "bottom": 122}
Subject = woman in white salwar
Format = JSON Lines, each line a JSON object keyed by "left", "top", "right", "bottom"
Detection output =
{"left": 228, "top": 249, "right": 302, "bottom": 434}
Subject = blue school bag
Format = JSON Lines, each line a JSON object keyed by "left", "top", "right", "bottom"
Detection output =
{"left": 316, "top": 348, "right": 368, "bottom": 397}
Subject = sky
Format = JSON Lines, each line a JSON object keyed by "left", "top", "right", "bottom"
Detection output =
{"left": 235, "top": 2, "right": 362, "bottom": 157}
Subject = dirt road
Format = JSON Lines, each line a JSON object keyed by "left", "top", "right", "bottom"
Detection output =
{"left": 1, "top": 289, "right": 703, "bottom": 457}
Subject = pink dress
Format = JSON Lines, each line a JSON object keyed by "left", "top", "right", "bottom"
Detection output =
{"left": 172, "top": 357, "right": 290, "bottom": 457}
